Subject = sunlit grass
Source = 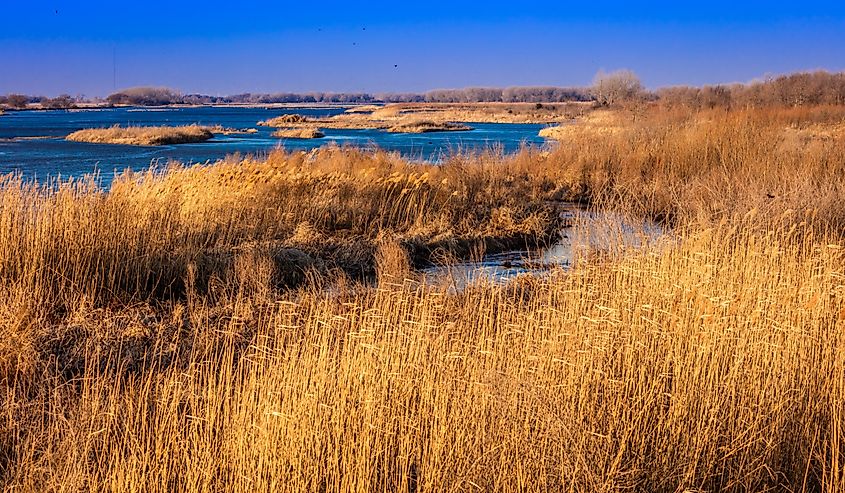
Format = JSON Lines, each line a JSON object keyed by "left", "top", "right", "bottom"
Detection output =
{"left": 0, "top": 105, "right": 844, "bottom": 491}
{"left": 66, "top": 124, "right": 214, "bottom": 146}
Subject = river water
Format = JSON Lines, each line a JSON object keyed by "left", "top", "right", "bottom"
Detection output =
{"left": 0, "top": 106, "right": 547, "bottom": 183}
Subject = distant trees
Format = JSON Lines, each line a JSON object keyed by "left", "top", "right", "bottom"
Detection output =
{"left": 656, "top": 71, "right": 845, "bottom": 109}
{"left": 99, "top": 88, "right": 592, "bottom": 105}
{"left": 220, "top": 92, "right": 376, "bottom": 104}
{"left": 376, "top": 93, "right": 426, "bottom": 103}
{"left": 42, "top": 94, "right": 76, "bottom": 109}
{"left": 4, "top": 69, "right": 842, "bottom": 111}
{"left": 107, "top": 87, "right": 183, "bottom": 106}
{"left": 6, "top": 94, "right": 30, "bottom": 109}
{"left": 419, "top": 87, "right": 590, "bottom": 103}
{"left": 591, "top": 69, "right": 645, "bottom": 106}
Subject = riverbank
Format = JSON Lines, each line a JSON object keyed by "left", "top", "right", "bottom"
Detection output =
{"left": 258, "top": 102, "right": 590, "bottom": 130}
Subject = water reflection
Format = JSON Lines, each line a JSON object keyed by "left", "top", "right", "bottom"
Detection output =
{"left": 423, "top": 206, "right": 666, "bottom": 289}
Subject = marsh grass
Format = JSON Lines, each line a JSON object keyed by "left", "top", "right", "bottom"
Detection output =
{"left": 66, "top": 124, "right": 214, "bottom": 146}
{"left": 272, "top": 128, "right": 325, "bottom": 139}
{"left": 538, "top": 105, "right": 845, "bottom": 228}
{"left": 386, "top": 120, "right": 473, "bottom": 133}
{"left": 2, "top": 219, "right": 843, "bottom": 491}
{"left": 0, "top": 146, "right": 559, "bottom": 315}
{"left": 0, "top": 106, "right": 844, "bottom": 491}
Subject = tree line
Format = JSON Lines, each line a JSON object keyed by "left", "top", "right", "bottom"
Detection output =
{"left": 0, "top": 93, "right": 81, "bottom": 109}
{"left": 3, "top": 70, "right": 845, "bottom": 109}
{"left": 657, "top": 71, "right": 845, "bottom": 109}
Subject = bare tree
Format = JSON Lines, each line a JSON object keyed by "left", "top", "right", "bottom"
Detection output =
{"left": 43, "top": 94, "right": 76, "bottom": 109}
{"left": 6, "top": 94, "right": 30, "bottom": 109}
{"left": 591, "top": 69, "right": 644, "bottom": 106}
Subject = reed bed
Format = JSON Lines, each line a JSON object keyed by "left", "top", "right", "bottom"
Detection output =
{"left": 0, "top": 145, "right": 558, "bottom": 314}
{"left": 1, "top": 219, "right": 843, "bottom": 491}
{"left": 0, "top": 105, "right": 843, "bottom": 491}
{"left": 272, "top": 128, "right": 325, "bottom": 139}
{"left": 540, "top": 105, "right": 845, "bottom": 227}
{"left": 386, "top": 121, "right": 473, "bottom": 133}
{"left": 66, "top": 125, "right": 214, "bottom": 146}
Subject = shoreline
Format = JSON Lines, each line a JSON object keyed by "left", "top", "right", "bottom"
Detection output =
{"left": 0, "top": 101, "right": 593, "bottom": 125}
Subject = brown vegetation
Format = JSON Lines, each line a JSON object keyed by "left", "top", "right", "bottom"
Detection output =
{"left": 591, "top": 69, "right": 645, "bottom": 106}
{"left": 272, "top": 128, "right": 325, "bottom": 139}
{"left": 1, "top": 103, "right": 845, "bottom": 491}
{"left": 386, "top": 120, "right": 472, "bottom": 133}
{"left": 658, "top": 70, "right": 845, "bottom": 109}
{"left": 259, "top": 114, "right": 310, "bottom": 126}
{"left": 539, "top": 110, "right": 626, "bottom": 139}
{"left": 259, "top": 103, "right": 587, "bottom": 131}
{"left": 66, "top": 124, "right": 214, "bottom": 146}
{"left": 344, "top": 104, "right": 382, "bottom": 113}
{"left": 106, "top": 86, "right": 183, "bottom": 106}
{"left": 541, "top": 105, "right": 845, "bottom": 226}
{"left": 207, "top": 125, "right": 258, "bottom": 135}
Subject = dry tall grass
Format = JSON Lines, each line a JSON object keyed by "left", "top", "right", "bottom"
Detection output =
{"left": 0, "top": 146, "right": 557, "bottom": 315}
{"left": 536, "top": 106, "right": 845, "bottom": 228}
{"left": 272, "top": 128, "right": 325, "bottom": 139}
{"left": 386, "top": 121, "right": 472, "bottom": 133}
{"left": 2, "top": 219, "right": 842, "bottom": 491}
{"left": 1, "top": 105, "right": 844, "bottom": 491}
{"left": 66, "top": 125, "right": 214, "bottom": 145}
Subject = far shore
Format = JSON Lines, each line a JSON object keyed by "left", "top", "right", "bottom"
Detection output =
{"left": 1, "top": 101, "right": 593, "bottom": 126}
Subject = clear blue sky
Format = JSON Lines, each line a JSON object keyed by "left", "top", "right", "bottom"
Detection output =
{"left": 1, "top": 1, "right": 844, "bottom": 97}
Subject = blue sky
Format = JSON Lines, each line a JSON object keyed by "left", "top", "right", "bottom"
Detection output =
{"left": 1, "top": 1, "right": 844, "bottom": 96}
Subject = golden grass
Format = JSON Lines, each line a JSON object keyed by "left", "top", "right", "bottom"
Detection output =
{"left": 0, "top": 146, "right": 558, "bottom": 317}
{"left": 258, "top": 114, "right": 310, "bottom": 126}
{"left": 386, "top": 120, "right": 472, "bottom": 133}
{"left": 539, "top": 109, "right": 626, "bottom": 139}
{"left": 259, "top": 103, "right": 587, "bottom": 131}
{"left": 344, "top": 104, "right": 382, "bottom": 114}
{"left": 532, "top": 106, "right": 845, "bottom": 228}
{"left": 272, "top": 127, "right": 325, "bottom": 139}
{"left": 207, "top": 125, "right": 258, "bottom": 135}
{"left": 1, "top": 219, "right": 843, "bottom": 491}
{"left": 66, "top": 124, "right": 214, "bottom": 145}
{"left": 1, "top": 104, "right": 845, "bottom": 491}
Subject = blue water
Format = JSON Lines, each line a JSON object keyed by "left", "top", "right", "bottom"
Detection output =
{"left": 0, "top": 107, "right": 547, "bottom": 184}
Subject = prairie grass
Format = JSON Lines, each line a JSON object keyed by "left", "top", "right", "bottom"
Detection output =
{"left": 386, "top": 120, "right": 473, "bottom": 133}
{"left": 538, "top": 105, "right": 845, "bottom": 227}
{"left": 1, "top": 218, "right": 843, "bottom": 491}
{"left": 258, "top": 114, "right": 310, "bottom": 127}
{"left": 272, "top": 128, "right": 325, "bottom": 139}
{"left": 0, "top": 105, "right": 844, "bottom": 491}
{"left": 0, "top": 145, "right": 558, "bottom": 314}
{"left": 66, "top": 124, "right": 214, "bottom": 146}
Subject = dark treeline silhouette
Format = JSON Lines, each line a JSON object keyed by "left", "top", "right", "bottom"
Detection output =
{"left": 422, "top": 86, "right": 591, "bottom": 103}
{"left": 89, "top": 86, "right": 591, "bottom": 106}
{"left": 225, "top": 92, "right": 378, "bottom": 104}
{"left": 91, "top": 86, "right": 591, "bottom": 106}
{"left": 3, "top": 71, "right": 845, "bottom": 109}
{"left": 106, "top": 87, "right": 183, "bottom": 106}
{"left": 658, "top": 71, "right": 845, "bottom": 109}
{"left": 0, "top": 93, "right": 80, "bottom": 109}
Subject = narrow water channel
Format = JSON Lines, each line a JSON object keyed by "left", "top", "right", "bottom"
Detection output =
{"left": 422, "top": 206, "right": 666, "bottom": 289}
